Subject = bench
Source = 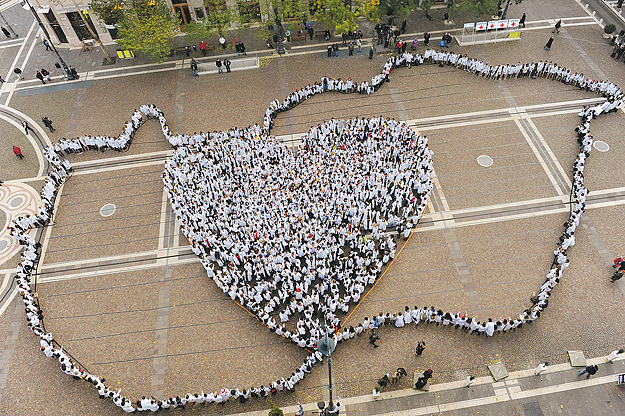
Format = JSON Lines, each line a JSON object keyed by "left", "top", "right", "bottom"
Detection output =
{"left": 206, "top": 42, "right": 215, "bottom": 50}
{"left": 174, "top": 46, "right": 190, "bottom": 56}
{"left": 316, "top": 31, "right": 329, "bottom": 40}
{"left": 292, "top": 32, "right": 306, "bottom": 41}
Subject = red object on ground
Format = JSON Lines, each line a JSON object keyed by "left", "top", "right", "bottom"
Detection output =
{"left": 12, "top": 145, "right": 21, "bottom": 156}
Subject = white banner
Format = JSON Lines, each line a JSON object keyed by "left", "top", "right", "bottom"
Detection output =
{"left": 496, "top": 20, "right": 508, "bottom": 29}
{"left": 487, "top": 21, "right": 498, "bottom": 30}
{"left": 476, "top": 22, "right": 487, "bottom": 31}
{"left": 508, "top": 19, "right": 520, "bottom": 28}
{"left": 464, "top": 22, "right": 475, "bottom": 29}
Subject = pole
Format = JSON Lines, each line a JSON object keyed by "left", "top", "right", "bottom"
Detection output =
{"left": 23, "top": 0, "right": 75, "bottom": 80}
{"left": 0, "top": 11, "right": 18, "bottom": 37}
{"left": 327, "top": 354, "right": 334, "bottom": 414}
{"left": 273, "top": 6, "right": 285, "bottom": 55}
{"left": 501, "top": 0, "right": 512, "bottom": 20}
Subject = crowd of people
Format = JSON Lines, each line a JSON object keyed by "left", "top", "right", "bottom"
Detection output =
{"left": 7, "top": 45, "right": 623, "bottom": 412}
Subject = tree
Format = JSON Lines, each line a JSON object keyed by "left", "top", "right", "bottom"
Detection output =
{"left": 63, "top": 0, "right": 114, "bottom": 63}
{"left": 268, "top": 401, "right": 284, "bottom": 416}
{"left": 379, "top": 0, "right": 418, "bottom": 20}
{"left": 185, "top": 1, "right": 238, "bottom": 42}
{"left": 115, "top": 0, "right": 179, "bottom": 63}
{"left": 358, "top": 0, "right": 380, "bottom": 23}
{"left": 313, "top": 0, "right": 357, "bottom": 35}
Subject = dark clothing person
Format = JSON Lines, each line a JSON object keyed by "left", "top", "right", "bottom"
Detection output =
{"left": 70, "top": 66, "right": 79, "bottom": 79}
{"left": 42, "top": 117, "right": 55, "bottom": 133}
{"left": 553, "top": 20, "right": 561, "bottom": 33}
{"left": 415, "top": 369, "right": 433, "bottom": 389}
{"left": 13, "top": 145, "right": 23, "bottom": 159}
{"left": 578, "top": 365, "right": 598, "bottom": 378}
{"left": 308, "top": 26, "right": 314, "bottom": 40}
{"left": 216, "top": 59, "right": 223, "bottom": 73}
{"left": 401, "top": 19, "right": 406, "bottom": 34}
{"left": 21, "top": 120, "right": 35, "bottom": 135}
{"left": 369, "top": 331, "right": 380, "bottom": 347}
{"left": 13, "top": 67, "right": 22, "bottom": 80}
{"left": 1, "top": 27, "right": 10, "bottom": 38}
{"left": 611, "top": 271, "right": 623, "bottom": 283}
{"left": 369, "top": 47, "right": 374, "bottom": 59}
{"left": 424, "top": 32, "right": 430, "bottom": 46}
{"left": 415, "top": 341, "right": 426, "bottom": 356}
{"left": 223, "top": 59, "right": 231, "bottom": 73}
{"left": 545, "top": 37, "right": 554, "bottom": 50}
{"left": 43, "top": 39, "right": 52, "bottom": 51}
{"left": 327, "top": 45, "right": 333, "bottom": 57}
{"left": 36, "top": 71, "right": 45, "bottom": 84}
{"left": 348, "top": 42, "right": 354, "bottom": 56}
{"left": 190, "top": 58, "right": 198, "bottom": 76}
{"left": 519, "top": 13, "right": 526, "bottom": 28}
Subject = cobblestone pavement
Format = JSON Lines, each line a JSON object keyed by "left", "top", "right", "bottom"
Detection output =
{"left": 1, "top": 0, "right": 625, "bottom": 415}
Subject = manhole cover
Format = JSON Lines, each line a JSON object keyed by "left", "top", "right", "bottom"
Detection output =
{"left": 0, "top": 240, "right": 7, "bottom": 251}
{"left": 100, "top": 203, "right": 116, "bottom": 217}
{"left": 593, "top": 141, "right": 609, "bottom": 152}
{"left": 9, "top": 196, "right": 24, "bottom": 207}
{"left": 477, "top": 155, "right": 493, "bottom": 167}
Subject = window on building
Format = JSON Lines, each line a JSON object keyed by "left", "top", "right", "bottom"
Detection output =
{"left": 66, "top": 11, "right": 98, "bottom": 40}
{"left": 45, "top": 10, "right": 68, "bottom": 43}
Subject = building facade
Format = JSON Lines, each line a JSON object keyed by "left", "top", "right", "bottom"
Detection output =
{"left": 32, "top": 0, "right": 266, "bottom": 48}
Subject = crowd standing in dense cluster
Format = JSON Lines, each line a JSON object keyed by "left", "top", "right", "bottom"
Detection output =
{"left": 8, "top": 46, "right": 622, "bottom": 412}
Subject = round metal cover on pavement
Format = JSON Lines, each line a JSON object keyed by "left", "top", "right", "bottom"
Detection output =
{"left": 0, "top": 240, "right": 7, "bottom": 251}
{"left": 477, "top": 155, "right": 493, "bottom": 167}
{"left": 100, "top": 203, "right": 116, "bottom": 217}
{"left": 593, "top": 141, "right": 609, "bottom": 152}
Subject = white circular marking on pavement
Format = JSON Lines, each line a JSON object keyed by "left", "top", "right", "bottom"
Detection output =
{"left": 100, "top": 203, "right": 116, "bottom": 217}
{"left": 593, "top": 141, "right": 609, "bottom": 152}
{"left": 0, "top": 240, "right": 7, "bottom": 251}
{"left": 477, "top": 155, "right": 494, "bottom": 167}
{"left": 0, "top": 182, "right": 40, "bottom": 267}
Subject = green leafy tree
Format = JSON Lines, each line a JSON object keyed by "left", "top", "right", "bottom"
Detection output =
{"left": 253, "top": 0, "right": 307, "bottom": 41}
{"left": 185, "top": 1, "right": 238, "bottom": 42}
{"left": 419, "top": 0, "right": 435, "bottom": 19}
{"left": 314, "top": 0, "right": 357, "bottom": 35}
{"left": 115, "top": 0, "right": 179, "bottom": 63}
{"left": 358, "top": 0, "right": 380, "bottom": 23}
{"left": 379, "top": 0, "right": 418, "bottom": 19}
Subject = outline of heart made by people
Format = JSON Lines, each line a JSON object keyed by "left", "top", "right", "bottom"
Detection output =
{"left": 10, "top": 49, "right": 623, "bottom": 412}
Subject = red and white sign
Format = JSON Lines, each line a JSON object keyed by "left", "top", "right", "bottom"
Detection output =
{"left": 508, "top": 19, "right": 520, "bottom": 28}
{"left": 488, "top": 20, "right": 497, "bottom": 30}
{"left": 497, "top": 20, "right": 508, "bottom": 29}
{"left": 476, "top": 22, "right": 487, "bottom": 31}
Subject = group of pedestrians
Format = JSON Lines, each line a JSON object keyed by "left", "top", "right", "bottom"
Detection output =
{"left": 8, "top": 42, "right": 623, "bottom": 413}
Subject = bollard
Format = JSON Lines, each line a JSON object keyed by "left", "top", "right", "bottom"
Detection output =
{"left": 534, "top": 363, "right": 548, "bottom": 375}
{"left": 585, "top": 3, "right": 589, "bottom": 9}
{"left": 592, "top": 11, "right": 596, "bottom": 16}
{"left": 606, "top": 350, "right": 621, "bottom": 363}
{"left": 599, "top": 18, "right": 603, "bottom": 25}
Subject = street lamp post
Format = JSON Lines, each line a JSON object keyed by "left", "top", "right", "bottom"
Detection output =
{"left": 273, "top": 7, "right": 285, "bottom": 55}
{"left": 22, "top": 0, "right": 75, "bottom": 80}
{"left": 317, "top": 332, "right": 336, "bottom": 415}
{"left": 501, "top": 0, "right": 512, "bottom": 20}
{"left": 0, "top": 11, "right": 18, "bottom": 37}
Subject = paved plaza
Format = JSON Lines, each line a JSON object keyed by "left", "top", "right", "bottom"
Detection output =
{"left": 0, "top": 0, "right": 625, "bottom": 414}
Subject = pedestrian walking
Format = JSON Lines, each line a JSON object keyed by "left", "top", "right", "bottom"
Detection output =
{"left": 36, "top": 71, "right": 46, "bottom": 84}
{"left": 190, "top": 57, "right": 199, "bottom": 76}
{"left": 401, "top": 19, "right": 407, "bottom": 34}
{"left": 332, "top": 43, "right": 339, "bottom": 57}
{"left": 13, "top": 67, "right": 22, "bottom": 80}
{"left": 295, "top": 402, "right": 304, "bottom": 416}
{"left": 424, "top": 32, "right": 430, "bottom": 46}
{"left": 223, "top": 58, "right": 231, "bottom": 73}
{"left": 13, "top": 145, "right": 23, "bottom": 159}
{"left": 216, "top": 59, "right": 223, "bottom": 73}
{"left": 0, "top": 179, "right": 3, "bottom": 186}
{"left": 42, "top": 38, "right": 52, "bottom": 51}
{"left": 553, "top": 19, "right": 562, "bottom": 34}
{"left": 348, "top": 42, "right": 354, "bottom": 56}
{"left": 415, "top": 369, "right": 433, "bottom": 389}
{"left": 41, "top": 68, "right": 50, "bottom": 82}
{"left": 1, "top": 27, "right": 10, "bottom": 38}
{"left": 356, "top": 38, "right": 362, "bottom": 53}
{"left": 578, "top": 365, "right": 598, "bottom": 379}
{"left": 69, "top": 66, "right": 79, "bottom": 79}
{"left": 545, "top": 36, "right": 554, "bottom": 50}
{"left": 369, "top": 46, "right": 374, "bottom": 59}
{"left": 308, "top": 25, "right": 314, "bottom": 40}
{"left": 415, "top": 341, "right": 426, "bottom": 356}
{"left": 519, "top": 13, "right": 526, "bottom": 28}
{"left": 42, "top": 116, "right": 55, "bottom": 133}
{"left": 368, "top": 330, "right": 380, "bottom": 347}
{"left": 21, "top": 120, "right": 35, "bottom": 135}
{"left": 0, "top": 75, "right": 5, "bottom": 83}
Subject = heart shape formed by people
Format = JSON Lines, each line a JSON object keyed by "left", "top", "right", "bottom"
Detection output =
{"left": 9, "top": 48, "right": 623, "bottom": 412}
